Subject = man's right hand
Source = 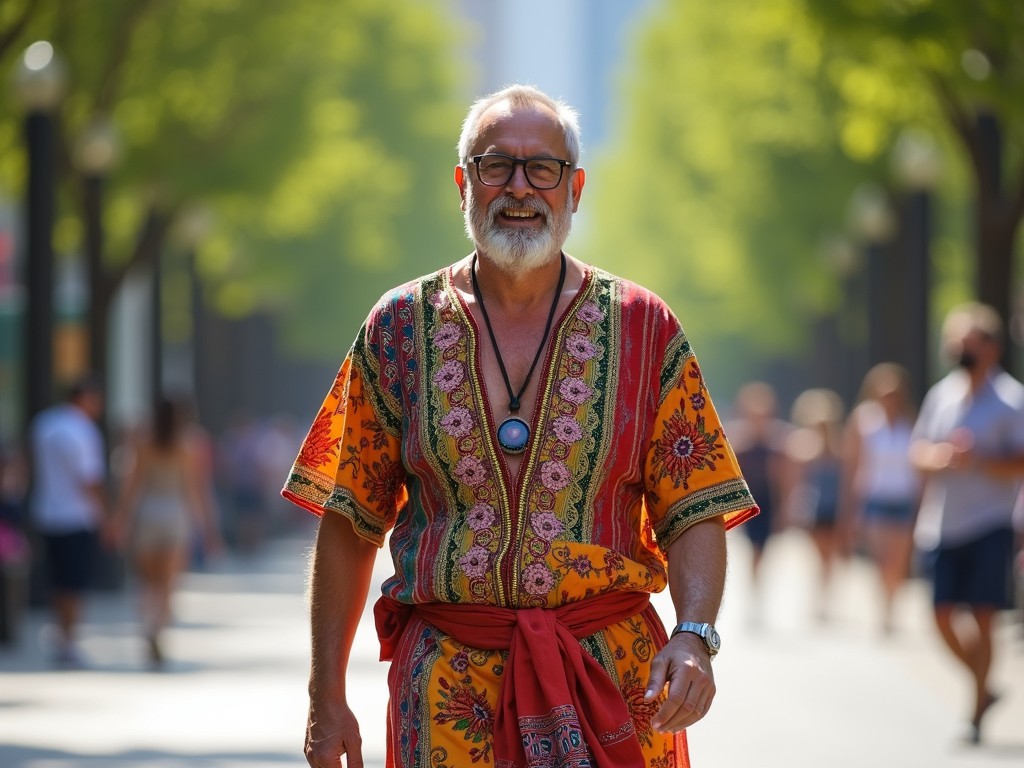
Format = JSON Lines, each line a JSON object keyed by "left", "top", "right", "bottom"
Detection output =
{"left": 305, "top": 700, "right": 363, "bottom": 768}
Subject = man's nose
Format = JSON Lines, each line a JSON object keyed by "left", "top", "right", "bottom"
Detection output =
{"left": 504, "top": 163, "right": 534, "bottom": 195}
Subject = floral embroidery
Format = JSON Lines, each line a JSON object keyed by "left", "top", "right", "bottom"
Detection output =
{"left": 454, "top": 456, "right": 487, "bottom": 486}
{"left": 434, "top": 675, "right": 494, "bottom": 752}
{"left": 559, "top": 377, "right": 593, "bottom": 405}
{"left": 531, "top": 511, "right": 564, "bottom": 542}
{"left": 650, "top": 409, "right": 725, "bottom": 490}
{"left": 433, "top": 360, "right": 465, "bottom": 393}
{"left": 433, "top": 322, "right": 463, "bottom": 350}
{"left": 460, "top": 546, "right": 491, "bottom": 579}
{"left": 577, "top": 300, "right": 604, "bottom": 323}
{"left": 689, "top": 392, "right": 706, "bottom": 411}
{"left": 566, "top": 334, "right": 599, "bottom": 361}
{"left": 441, "top": 407, "right": 474, "bottom": 439}
{"left": 364, "top": 453, "right": 404, "bottom": 510}
{"left": 551, "top": 415, "right": 583, "bottom": 444}
{"left": 540, "top": 460, "right": 572, "bottom": 492}
{"left": 467, "top": 503, "right": 496, "bottom": 531}
{"left": 522, "top": 562, "right": 556, "bottom": 595}
{"left": 450, "top": 650, "right": 470, "bottom": 673}
{"left": 619, "top": 666, "right": 659, "bottom": 748}
{"left": 297, "top": 406, "right": 340, "bottom": 468}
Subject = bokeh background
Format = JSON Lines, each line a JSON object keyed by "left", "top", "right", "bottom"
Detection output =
{"left": 1, "top": 0, "right": 1021, "bottom": 442}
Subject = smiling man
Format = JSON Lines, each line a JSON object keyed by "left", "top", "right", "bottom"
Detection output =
{"left": 284, "top": 85, "right": 758, "bottom": 768}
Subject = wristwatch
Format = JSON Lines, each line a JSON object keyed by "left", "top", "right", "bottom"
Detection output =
{"left": 670, "top": 621, "right": 721, "bottom": 657}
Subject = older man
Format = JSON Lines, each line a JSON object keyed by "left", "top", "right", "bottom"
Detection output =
{"left": 284, "top": 85, "right": 757, "bottom": 768}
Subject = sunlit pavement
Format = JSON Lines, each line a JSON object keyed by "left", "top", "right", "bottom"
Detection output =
{"left": 0, "top": 526, "right": 1021, "bottom": 768}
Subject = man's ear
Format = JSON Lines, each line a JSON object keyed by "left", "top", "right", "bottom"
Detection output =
{"left": 455, "top": 165, "right": 467, "bottom": 211}
{"left": 570, "top": 167, "right": 586, "bottom": 213}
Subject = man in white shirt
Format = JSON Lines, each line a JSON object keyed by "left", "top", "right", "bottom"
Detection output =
{"left": 29, "top": 376, "right": 108, "bottom": 667}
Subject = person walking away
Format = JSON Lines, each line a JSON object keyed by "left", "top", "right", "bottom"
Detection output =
{"left": 843, "top": 363, "right": 921, "bottom": 635}
{"left": 728, "top": 381, "right": 791, "bottom": 627}
{"left": 909, "top": 302, "right": 1024, "bottom": 743}
{"left": 784, "top": 388, "right": 847, "bottom": 622}
{"left": 28, "top": 375, "right": 108, "bottom": 667}
{"left": 283, "top": 85, "right": 759, "bottom": 768}
{"left": 108, "top": 398, "right": 222, "bottom": 668}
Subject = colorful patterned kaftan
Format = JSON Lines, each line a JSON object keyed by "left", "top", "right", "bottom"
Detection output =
{"left": 283, "top": 263, "right": 758, "bottom": 768}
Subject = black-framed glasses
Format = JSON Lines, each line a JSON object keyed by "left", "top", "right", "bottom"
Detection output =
{"left": 468, "top": 153, "right": 572, "bottom": 190}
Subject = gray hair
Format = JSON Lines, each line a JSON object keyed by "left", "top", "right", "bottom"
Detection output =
{"left": 457, "top": 84, "right": 582, "bottom": 165}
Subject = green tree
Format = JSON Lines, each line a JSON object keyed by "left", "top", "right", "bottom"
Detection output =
{"left": 585, "top": 0, "right": 1012, "bottom": 395}
{"left": 0, "top": 0, "right": 467, "bottom": 384}
{"left": 802, "top": 0, "right": 1024, "bottom": 346}
{"left": 584, "top": 0, "right": 873, "bottom": 390}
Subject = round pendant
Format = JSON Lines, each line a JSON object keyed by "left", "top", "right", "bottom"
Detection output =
{"left": 497, "top": 417, "right": 530, "bottom": 455}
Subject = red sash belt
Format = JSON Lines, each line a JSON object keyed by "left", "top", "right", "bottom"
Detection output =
{"left": 374, "top": 591, "right": 650, "bottom": 768}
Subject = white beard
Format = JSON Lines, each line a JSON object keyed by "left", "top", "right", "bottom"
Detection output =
{"left": 464, "top": 185, "right": 574, "bottom": 273}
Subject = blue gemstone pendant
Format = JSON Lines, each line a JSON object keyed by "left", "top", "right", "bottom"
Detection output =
{"left": 497, "top": 417, "right": 530, "bottom": 455}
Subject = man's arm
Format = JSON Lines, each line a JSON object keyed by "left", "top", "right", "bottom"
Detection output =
{"left": 305, "top": 511, "right": 378, "bottom": 768}
{"left": 645, "top": 515, "right": 727, "bottom": 733}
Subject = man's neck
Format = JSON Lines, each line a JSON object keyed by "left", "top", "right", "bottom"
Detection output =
{"left": 472, "top": 250, "right": 565, "bottom": 312}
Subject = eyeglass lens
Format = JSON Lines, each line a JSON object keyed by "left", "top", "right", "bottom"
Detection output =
{"left": 475, "top": 154, "right": 565, "bottom": 189}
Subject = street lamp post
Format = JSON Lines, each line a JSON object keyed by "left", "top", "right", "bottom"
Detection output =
{"left": 75, "top": 116, "right": 121, "bottom": 389}
{"left": 848, "top": 183, "right": 898, "bottom": 376}
{"left": 12, "top": 41, "right": 67, "bottom": 431}
{"left": 891, "top": 130, "right": 942, "bottom": 406}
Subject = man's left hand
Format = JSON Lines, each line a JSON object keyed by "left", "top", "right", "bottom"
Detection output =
{"left": 644, "top": 632, "right": 715, "bottom": 733}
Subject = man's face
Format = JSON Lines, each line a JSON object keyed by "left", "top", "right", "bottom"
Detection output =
{"left": 946, "top": 328, "right": 996, "bottom": 372}
{"left": 456, "top": 103, "right": 584, "bottom": 272}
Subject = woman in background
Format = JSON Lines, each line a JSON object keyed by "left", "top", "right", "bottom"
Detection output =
{"left": 785, "top": 388, "right": 848, "bottom": 622}
{"left": 844, "top": 364, "right": 920, "bottom": 634}
{"left": 109, "top": 398, "right": 221, "bottom": 667}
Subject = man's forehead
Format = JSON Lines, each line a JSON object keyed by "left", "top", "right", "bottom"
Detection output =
{"left": 473, "top": 101, "right": 564, "bottom": 146}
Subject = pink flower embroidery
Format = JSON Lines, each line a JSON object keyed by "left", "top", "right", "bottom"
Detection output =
{"left": 540, "top": 460, "right": 572, "bottom": 492}
{"left": 522, "top": 562, "right": 555, "bottom": 596}
{"left": 559, "top": 377, "right": 592, "bottom": 405}
{"left": 433, "top": 361, "right": 465, "bottom": 393}
{"left": 459, "top": 545, "right": 491, "bottom": 579}
{"left": 531, "top": 512, "right": 564, "bottom": 542}
{"left": 566, "top": 334, "right": 598, "bottom": 361}
{"left": 578, "top": 301, "right": 604, "bottom": 323}
{"left": 454, "top": 456, "right": 487, "bottom": 486}
{"left": 467, "top": 503, "right": 496, "bottom": 531}
{"left": 433, "top": 322, "right": 463, "bottom": 350}
{"left": 440, "top": 407, "right": 474, "bottom": 438}
{"left": 551, "top": 415, "right": 583, "bottom": 444}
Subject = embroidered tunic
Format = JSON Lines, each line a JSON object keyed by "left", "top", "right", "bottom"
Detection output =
{"left": 283, "top": 264, "right": 757, "bottom": 768}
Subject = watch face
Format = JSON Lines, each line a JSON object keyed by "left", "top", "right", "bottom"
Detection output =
{"left": 706, "top": 625, "right": 721, "bottom": 651}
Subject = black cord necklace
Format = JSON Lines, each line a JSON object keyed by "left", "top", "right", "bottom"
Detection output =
{"left": 470, "top": 251, "right": 566, "bottom": 455}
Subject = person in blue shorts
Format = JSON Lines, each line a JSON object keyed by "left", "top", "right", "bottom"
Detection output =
{"left": 910, "top": 302, "right": 1024, "bottom": 743}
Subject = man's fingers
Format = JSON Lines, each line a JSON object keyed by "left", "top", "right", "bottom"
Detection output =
{"left": 652, "top": 666, "right": 716, "bottom": 733}
{"left": 644, "top": 654, "right": 669, "bottom": 701}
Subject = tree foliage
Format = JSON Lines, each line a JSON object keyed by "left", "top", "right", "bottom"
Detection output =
{"left": 0, "top": 0, "right": 468, "bottom": 360}
{"left": 585, "top": 0, "right": 1022, "bottom": 390}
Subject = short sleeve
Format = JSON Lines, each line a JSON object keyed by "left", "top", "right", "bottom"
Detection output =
{"left": 281, "top": 317, "right": 408, "bottom": 547}
{"left": 644, "top": 331, "right": 758, "bottom": 551}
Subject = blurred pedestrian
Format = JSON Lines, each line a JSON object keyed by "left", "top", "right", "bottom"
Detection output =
{"left": 108, "top": 398, "right": 222, "bottom": 668}
{"left": 910, "top": 302, "right": 1024, "bottom": 743}
{"left": 284, "top": 84, "right": 758, "bottom": 768}
{"left": 843, "top": 363, "right": 920, "bottom": 635}
{"left": 28, "top": 375, "right": 108, "bottom": 667}
{"left": 219, "top": 413, "right": 267, "bottom": 554}
{"left": 728, "top": 381, "right": 791, "bottom": 626}
{"left": 784, "top": 387, "right": 847, "bottom": 622}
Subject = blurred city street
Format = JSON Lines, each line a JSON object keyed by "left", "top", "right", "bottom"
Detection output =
{"left": 1, "top": 526, "right": 1022, "bottom": 768}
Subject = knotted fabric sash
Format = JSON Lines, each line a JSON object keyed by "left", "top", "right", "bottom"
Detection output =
{"left": 374, "top": 591, "right": 650, "bottom": 768}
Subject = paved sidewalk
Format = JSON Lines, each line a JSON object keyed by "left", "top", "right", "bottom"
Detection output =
{"left": 0, "top": 528, "right": 1021, "bottom": 767}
